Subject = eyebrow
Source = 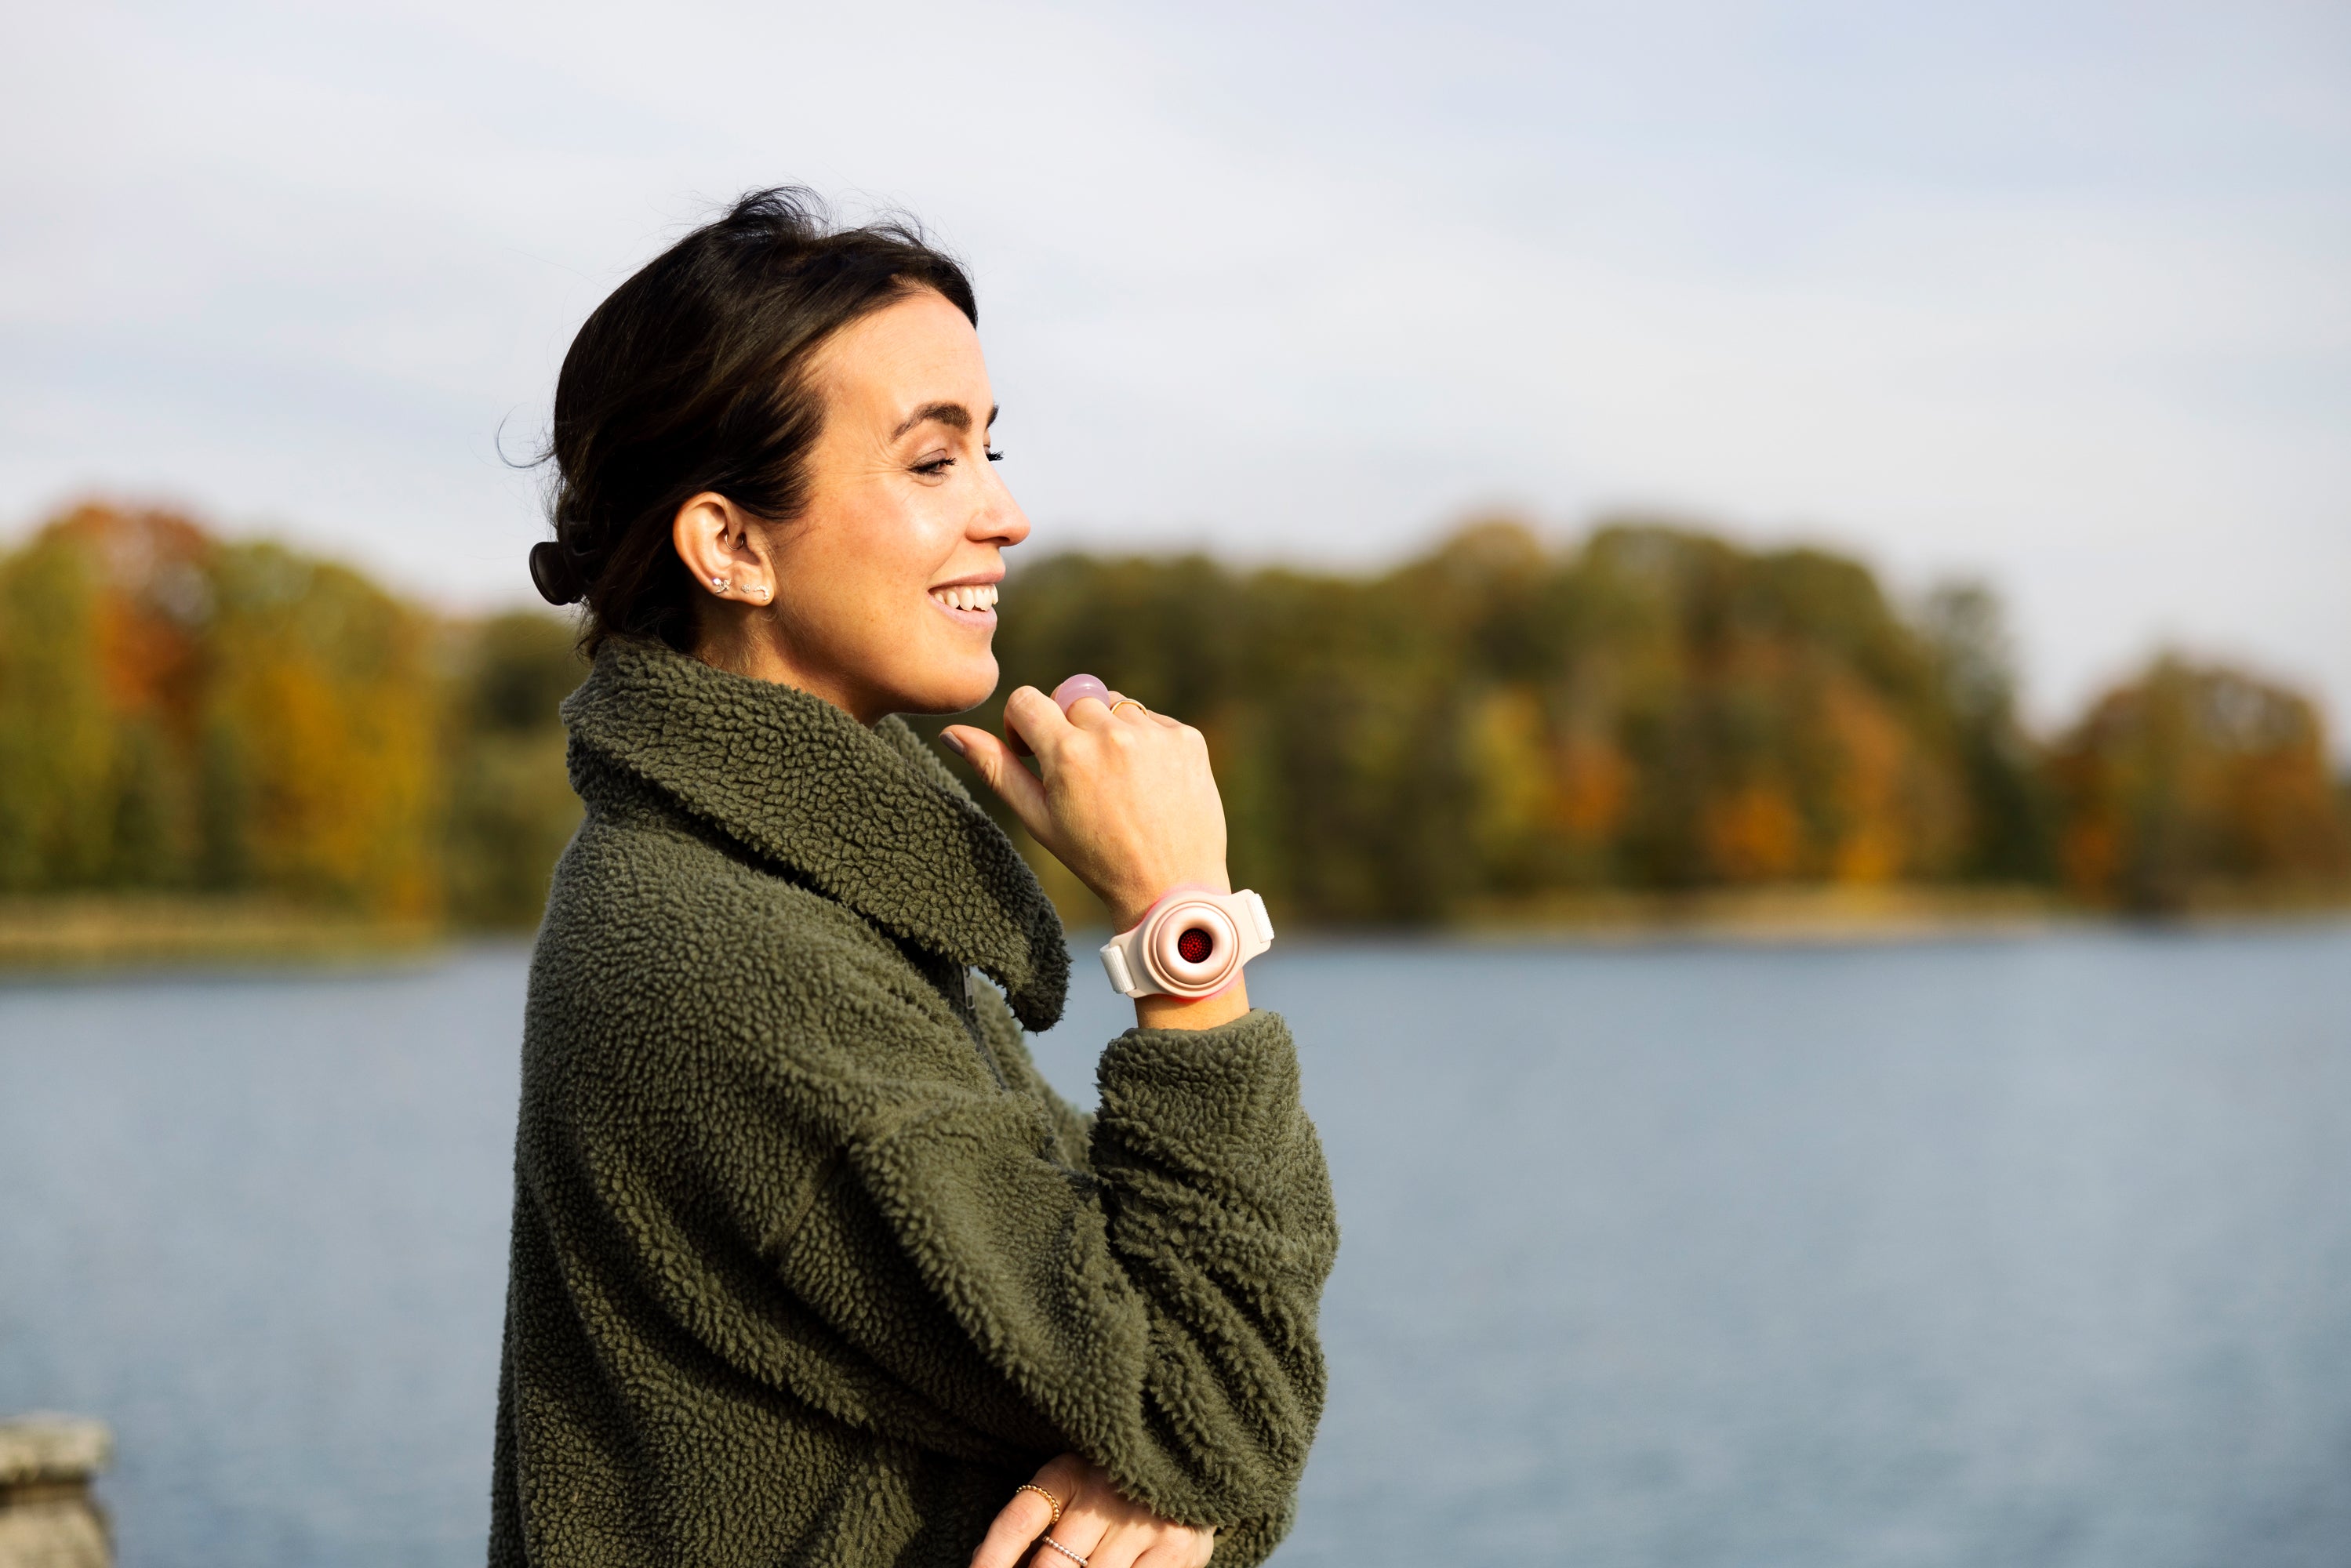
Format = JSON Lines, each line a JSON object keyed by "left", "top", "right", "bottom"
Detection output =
{"left": 891, "top": 401, "right": 999, "bottom": 441}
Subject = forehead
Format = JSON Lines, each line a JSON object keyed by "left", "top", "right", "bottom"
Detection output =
{"left": 813, "top": 288, "right": 988, "bottom": 417}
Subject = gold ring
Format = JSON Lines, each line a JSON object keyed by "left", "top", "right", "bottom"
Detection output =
{"left": 1110, "top": 699, "right": 1145, "bottom": 716}
{"left": 1014, "top": 1483, "right": 1063, "bottom": 1526}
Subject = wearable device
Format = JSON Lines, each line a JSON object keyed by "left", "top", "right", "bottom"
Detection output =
{"left": 1099, "top": 886, "right": 1275, "bottom": 1000}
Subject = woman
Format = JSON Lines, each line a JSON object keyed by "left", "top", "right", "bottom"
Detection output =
{"left": 492, "top": 189, "right": 1338, "bottom": 1568}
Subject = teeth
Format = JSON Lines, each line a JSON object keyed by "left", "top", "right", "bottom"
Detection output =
{"left": 932, "top": 584, "right": 998, "bottom": 612}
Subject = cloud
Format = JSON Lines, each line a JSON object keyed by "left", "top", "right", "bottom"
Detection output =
{"left": 2, "top": 0, "right": 2346, "bottom": 737}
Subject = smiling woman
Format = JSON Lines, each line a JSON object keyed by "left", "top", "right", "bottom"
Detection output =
{"left": 496, "top": 190, "right": 1337, "bottom": 1568}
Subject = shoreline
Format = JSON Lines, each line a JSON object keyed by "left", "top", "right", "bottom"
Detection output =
{"left": 1051, "top": 881, "right": 2351, "bottom": 954}
{"left": 4, "top": 887, "right": 2345, "bottom": 977}
{"left": 0, "top": 895, "right": 446, "bottom": 977}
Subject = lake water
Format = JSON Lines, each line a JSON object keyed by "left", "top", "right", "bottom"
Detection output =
{"left": 4, "top": 926, "right": 2349, "bottom": 1566}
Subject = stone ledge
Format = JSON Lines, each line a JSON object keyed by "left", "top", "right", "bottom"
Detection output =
{"left": 0, "top": 1421, "right": 108, "bottom": 1490}
{"left": 0, "top": 1418, "right": 111, "bottom": 1568}
{"left": 0, "top": 1499, "right": 108, "bottom": 1568}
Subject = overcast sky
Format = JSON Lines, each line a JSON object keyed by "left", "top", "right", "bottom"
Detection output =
{"left": 4, "top": 0, "right": 2346, "bottom": 735}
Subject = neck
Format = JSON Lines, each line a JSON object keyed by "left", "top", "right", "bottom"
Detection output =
{"left": 692, "top": 608, "right": 880, "bottom": 726}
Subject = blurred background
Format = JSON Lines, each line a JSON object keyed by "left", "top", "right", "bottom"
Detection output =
{"left": 2, "top": 2, "right": 2346, "bottom": 1564}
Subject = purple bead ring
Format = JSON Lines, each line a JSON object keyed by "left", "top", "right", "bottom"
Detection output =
{"left": 1051, "top": 673, "right": 1111, "bottom": 714}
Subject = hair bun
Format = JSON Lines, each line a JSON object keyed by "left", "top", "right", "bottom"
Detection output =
{"left": 529, "top": 540, "right": 587, "bottom": 606}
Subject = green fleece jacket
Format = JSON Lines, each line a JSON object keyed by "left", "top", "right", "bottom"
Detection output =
{"left": 489, "top": 638, "right": 1339, "bottom": 1566}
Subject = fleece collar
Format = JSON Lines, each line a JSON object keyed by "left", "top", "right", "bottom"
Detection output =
{"left": 561, "top": 637, "right": 1070, "bottom": 1033}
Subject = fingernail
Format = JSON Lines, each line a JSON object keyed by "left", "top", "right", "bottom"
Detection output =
{"left": 939, "top": 731, "right": 968, "bottom": 757}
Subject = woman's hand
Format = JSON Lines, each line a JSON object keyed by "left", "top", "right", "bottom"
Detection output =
{"left": 943, "top": 688, "right": 1229, "bottom": 933}
{"left": 970, "top": 1453, "right": 1215, "bottom": 1568}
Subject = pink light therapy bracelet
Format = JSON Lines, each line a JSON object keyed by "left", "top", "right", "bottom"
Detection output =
{"left": 1099, "top": 884, "right": 1276, "bottom": 1000}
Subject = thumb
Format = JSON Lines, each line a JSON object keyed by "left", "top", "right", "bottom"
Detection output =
{"left": 941, "top": 727, "right": 1050, "bottom": 837}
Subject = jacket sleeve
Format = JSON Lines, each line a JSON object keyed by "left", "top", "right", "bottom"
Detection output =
{"left": 849, "top": 1009, "right": 1335, "bottom": 1530}
{"left": 659, "top": 925, "right": 1338, "bottom": 1537}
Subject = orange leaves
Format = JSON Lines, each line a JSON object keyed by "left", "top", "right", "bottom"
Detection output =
{"left": 1552, "top": 730, "right": 1631, "bottom": 845}
{"left": 209, "top": 637, "right": 438, "bottom": 915}
{"left": 1702, "top": 785, "right": 1804, "bottom": 882}
{"left": 0, "top": 503, "right": 446, "bottom": 914}
{"left": 2051, "top": 656, "right": 2351, "bottom": 909}
{"left": 56, "top": 502, "right": 214, "bottom": 736}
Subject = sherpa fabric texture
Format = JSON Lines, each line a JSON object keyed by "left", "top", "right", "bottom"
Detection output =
{"left": 489, "top": 637, "right": 1339, "bottom": 1567}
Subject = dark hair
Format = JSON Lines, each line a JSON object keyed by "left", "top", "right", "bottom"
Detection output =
{"left": 529, "top": 187, "right": 977, "bottom": 652}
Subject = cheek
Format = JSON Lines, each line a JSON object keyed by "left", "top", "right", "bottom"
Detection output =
{"left": 784, "top": 503, "right": 954, "bottom": 650}
{"left": 855, "top": 515, "right": 956, "bottom": 631}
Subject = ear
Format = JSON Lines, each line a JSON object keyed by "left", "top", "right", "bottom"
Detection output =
{"left": 671, "top": 493, "right": 776, "bottom": 606}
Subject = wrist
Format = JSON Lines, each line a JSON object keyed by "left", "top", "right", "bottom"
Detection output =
{"left": 1136, "top": 981, "right": 1249, "bottom": 1032}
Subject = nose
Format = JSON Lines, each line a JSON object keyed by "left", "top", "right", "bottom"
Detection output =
{"left": 974, "top": 463, "right": 1030, "bottom": 549}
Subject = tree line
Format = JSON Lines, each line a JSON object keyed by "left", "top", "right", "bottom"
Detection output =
{"left": 2, "top": 503, "right": 2343, "bottom": 928}
{"left": 0, "top": 503, "right": 575, "bottom": 927}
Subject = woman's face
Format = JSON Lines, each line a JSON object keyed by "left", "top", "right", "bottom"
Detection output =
{"left": 746, "top": 287, "right": 1029, "bottom": 721}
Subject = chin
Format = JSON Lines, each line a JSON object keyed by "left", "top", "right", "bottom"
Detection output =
{"left": 890, "top": 653, "right": 1000, "bottom": 717}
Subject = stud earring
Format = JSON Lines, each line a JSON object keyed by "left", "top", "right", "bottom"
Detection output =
{"left": 710, "top": 575, "right": 727, "bottom": 590}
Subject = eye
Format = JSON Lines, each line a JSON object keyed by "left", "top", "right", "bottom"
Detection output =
{"left": 912, "top": 455, "right": 954, "bottom": 476}
{"left": 985, "top": 447, "right": 1003, "bottom": 463}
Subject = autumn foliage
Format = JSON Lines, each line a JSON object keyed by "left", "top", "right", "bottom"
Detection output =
{"left": 979, "top": 523, "right": 2027, "bottom": 920}
{"left": 973, "top": 520, "right": 2345, "bottom": 920}
{"left": 0, "top": 503, "right": 576, "bottom": 924}
{"left": 0, "top": 503, "right": 2342, "bottom": 927}
{"left": 2049, "top": 659, "right": 2351, "bottom": 909}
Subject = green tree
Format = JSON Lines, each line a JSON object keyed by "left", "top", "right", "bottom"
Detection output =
{"left": 1920, "top": 581, "right": 2052, "bottom": 881}
{"left": 443, "top": 612, "right": 587, "bottom": 928}
{"left": 2050, "top": 655, "right": 2351, "bottom": 910}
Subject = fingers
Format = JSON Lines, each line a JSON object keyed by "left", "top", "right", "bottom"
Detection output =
{"left": 969, "top": 1455, "right": 1088, "bottom": 1568}
{"left": 983, "top": 1454, "right": 1214, "bottom": 1568}
{"left": 940, "top": 725, "right": 1049, "bottom": 837}
{"left": 1063, "top": 693, "right": 1119, "bottom": 730}
{"left": 1099, "top": 691, "right": 1185, "bottom": 731}
{"left": 1073, "top": 1519, "right": 1217, "bottom": 1568}
{"left": 1098, "top": 1526, "right": 1212, "bottom": 1568}
{"left": 1003, "top": 685, "right": 1076, "bottom": 760}
{"left": 1037, "top": 1509, "right": 1110, "bottom": 1564}
{"left": 1030, "top": 1453, "right": 1092, "bottom": 1508}
{"left": 1082, "top": 1531, "right": 1146, "bottom": 1568}
{"left": 1131, "top": 1537, "right": 1218, "bottom": 1568}
{"left": 968, "top": 1489, "right": 1053, "bottom": 1568}
{"left": 1026, "top": 1455, "right": 1112, "bottom": 1566}
{"left": 1133, "top": 1533, "right": 1222, "bottom": 1568}
{"left": 1017, "top": 681, "right": 1179, "bottom": 742}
